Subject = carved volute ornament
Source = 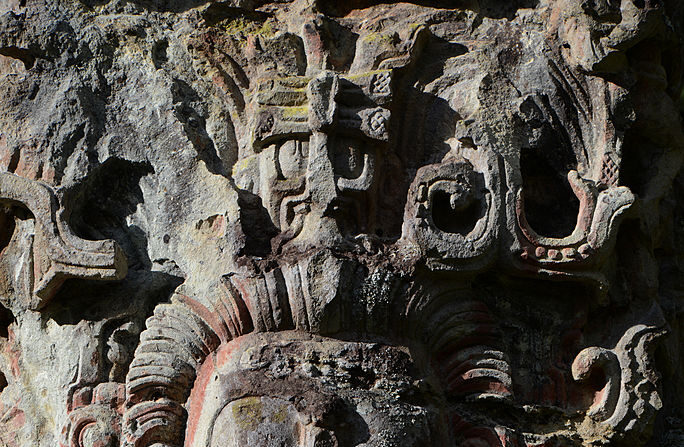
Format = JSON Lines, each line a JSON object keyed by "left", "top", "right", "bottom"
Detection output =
{"left": 0, "top": 1, "right": 682, "bottom": 446}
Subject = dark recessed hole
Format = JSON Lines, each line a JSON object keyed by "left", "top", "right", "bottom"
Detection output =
{"left": 431, "top": 191, "right": 483, "bottom": 236}
{"left": 333, "top": 138, "right": 365, "bottom": 180}
{"left": 521, "top": 148, "right": 579, "bottom": 238}
{"left": 0, "top": 206, "right": 16, "bottom": 253}
{"left": 151, "top": 40, "right": 168, "bottom": 69}
{"left": 0, "top": 371, "right": 6, "bottom": 393}
{"left": 0, "top": 305, "right": 12, "bottom": 339}
{"left": 585, "top": 367, "right": 606, "bottom": 391}
{"left": 0, "top": 47, "right": 36, "bottom": 70}
{"left": 237, "top": 190, "right": 279, "bottom": 257}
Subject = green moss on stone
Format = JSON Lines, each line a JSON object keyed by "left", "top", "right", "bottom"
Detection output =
{"left": 231, "top": 397, "right": 263, "bottom": 430}
{"left": 217, "top": 17, "right": 277, "bottom": 39}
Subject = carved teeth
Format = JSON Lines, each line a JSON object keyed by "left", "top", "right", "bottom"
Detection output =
{"left": 578, "top": 243, "right": 592, "bottom": 257}
{"left": 562, "top": 247, "right": 578, "bottom": 259}
{"left": 547, "top": 249, "right": 561, "bottom": 260}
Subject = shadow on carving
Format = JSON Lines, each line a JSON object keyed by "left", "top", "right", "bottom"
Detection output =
{"left": 79, "top": 0, "right": 213, "bottom": 13}
{"left": 44, "top": 271, "right": 182, "bottom": 325}
{"left": 382, "top": 94, "right": 463, "bottom": 241}
{"left": 49, "top": 157, "right": 184, "bottom": 330}
{"left": 0, "top": 206, "right": 16, "bottom": 252}
{"left": 64, "top": 158, "right": 153, "bottom": 271}
{"left": 171, "top": 78, "right": 237, "bottom": 177}
{"left": 0, "top": 304, "right": 12, "bottom": 339}
{"left": 518, "top": 93, "right": 581, "bottom": 239}
{"left": 236, "top": 186, "right": 280, "bottom": 257}
{"left": 520, "top": 146, "right": 580, "bottom": 238}
{"left": 316, "top": 0, "right": 539, "bottom": 19}
{"left": 380, "top": 34, "right": 470, "bottom": 242}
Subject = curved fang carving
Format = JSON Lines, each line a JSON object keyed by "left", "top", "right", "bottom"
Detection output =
{"left": 335, "top": 146, "right": 376, "bottom": 192}
{"left": 572, "top": 324, "right": 666, "bottom": 444}
{"left": 407, "top": 285, "right": 513, "bottom": 402}
{"left": 430, "top": 300, "right": 513, "bottom": 401}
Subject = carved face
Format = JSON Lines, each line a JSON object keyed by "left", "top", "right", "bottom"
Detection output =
{"left": 236, "top": 70, "right": 393, "bottom": 247}
{"left": 115, "top": 3, "right": 674, "bottom": 446}
{"left": 184, "top": 333, "right": 441, "bottom": 447}
{"left": 1, "top": 1, "right": 678, "bottom": 447}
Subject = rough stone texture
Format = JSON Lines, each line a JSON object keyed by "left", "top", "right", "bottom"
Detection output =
{"left": 0, "top": 1, "right": 682, "bottom": 446}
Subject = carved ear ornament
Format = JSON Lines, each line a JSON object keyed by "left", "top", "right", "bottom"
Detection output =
{"left": 121, "top": 251, "right": 397, "bottom": 446}
{"left": 122, "top": 279, "right": 253, "bottom": 447}
{"left": 572, "top": 320, "right": 666, "bottom": 444}
{"left": 0, "top": 172, "right": 127, "bottom": 312}
{"left": 400, "top": 149, "right": 502, "bottom": 272}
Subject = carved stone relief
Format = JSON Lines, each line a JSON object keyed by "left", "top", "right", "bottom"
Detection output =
{"left": 0, "top": 1, "right": 682, "bottom": 446}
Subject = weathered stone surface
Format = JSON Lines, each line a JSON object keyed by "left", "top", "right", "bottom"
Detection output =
{"left": 0, "top": 1, "right": 683, "bottom": 446}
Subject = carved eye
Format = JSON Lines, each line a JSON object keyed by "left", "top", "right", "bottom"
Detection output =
{"left": 277, "top": 140, "right": 309, "bottom": 180}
